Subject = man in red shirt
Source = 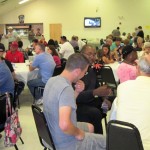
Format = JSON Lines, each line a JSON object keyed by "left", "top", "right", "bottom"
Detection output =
{"left": 5, "top": 41, "right": 24, "bottom": 63}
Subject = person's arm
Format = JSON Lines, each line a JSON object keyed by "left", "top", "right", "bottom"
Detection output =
{"left": 4, "top": 59, "right": 18, "bottom": 80}
{"left": 74, "top": 80, "right": 85, "bottom": 99}
{"left": 102, "top": 56, "right": 115, "bottom": 64}
{"left": 112, "top": 49, "right": 120, "bottom": 61}
{"left": 76, "top": 90, "right": 95, "bottom": 103}
{"left": 76, "top": 70, "right": 100, "bottom": 103}
{"left": 12, "top": 72, "right": 18, "bottom": 81}
{"left": 77, "top": 84, "right": 112, "bottom": 103}
{"left": 29, "top": 64, "right": 36, "bottom": 71}
{"left": 29, "top": 56, "right": 38, "bottom": 71}
{"left": 59, "top": 106, "right": 85, "bottom": 140}
{"left": 93, "top": 85, "right": 112, "bottom": 97}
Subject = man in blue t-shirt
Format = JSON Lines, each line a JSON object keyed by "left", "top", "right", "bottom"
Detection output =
{"left": 0, "top": 56, "right": 14, "bottom": 95}
{"left": 27, "top": 43, "right": 56, "bottom": 104}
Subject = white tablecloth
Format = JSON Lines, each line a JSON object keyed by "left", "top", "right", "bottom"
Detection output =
{"left": 14, "top": 63, "right": 39, "bottom": 83}
{"left": 14, "top": 62, "right": 120, "bottom": 83}
{"left": 14, "top": 63, "right": 29, "bottom": 83}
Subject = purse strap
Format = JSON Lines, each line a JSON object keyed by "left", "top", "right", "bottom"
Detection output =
{"left": 6, "top": 93, "right": 13, "bottom": 118}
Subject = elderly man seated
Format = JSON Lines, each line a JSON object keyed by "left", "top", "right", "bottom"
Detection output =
{"left": 110, "top": 54, "right": 150, "bottom": 150}
{"left": 27, "top": 43, "right": 56, "bottom": 105}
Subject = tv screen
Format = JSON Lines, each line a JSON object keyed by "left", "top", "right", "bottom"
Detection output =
{"left": 84, "top": 17, "right": 101, "bottom": 28}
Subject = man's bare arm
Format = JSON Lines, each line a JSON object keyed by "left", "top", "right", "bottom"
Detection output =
{"left": 59, "top": 106, "right": 85, "bottom": 140}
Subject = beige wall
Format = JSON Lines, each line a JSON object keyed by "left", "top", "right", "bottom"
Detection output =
{"left": 1, "top": 0, "right": 150, "bottom": 42}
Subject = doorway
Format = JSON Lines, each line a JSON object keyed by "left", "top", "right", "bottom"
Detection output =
{"left": 49, "top": 24, "right": 62, "bottom": 43}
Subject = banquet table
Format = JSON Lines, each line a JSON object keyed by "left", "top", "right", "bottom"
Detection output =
{"left": 14, "top": 62, "right": 120, "bottom": 84}
{"left": 14, "top": 63, "right": 39, "bottom": 83}
{"left": 14, "top": 63, "right": 29, "bottom": 83}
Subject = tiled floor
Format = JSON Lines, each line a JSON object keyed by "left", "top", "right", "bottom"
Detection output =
{"left": 0, "top": 88, "right": 108, "bottom": 150}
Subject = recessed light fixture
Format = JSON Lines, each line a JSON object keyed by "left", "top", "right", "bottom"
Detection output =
{"left": 19, "top": 0, "right": 29, "bottom": 4}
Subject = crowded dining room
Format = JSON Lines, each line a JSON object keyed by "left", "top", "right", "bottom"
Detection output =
{"left": 0, "top": 0, "right": 150, "bottom": 150}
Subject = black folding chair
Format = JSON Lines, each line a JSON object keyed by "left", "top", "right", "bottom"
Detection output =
{"left": 99, "top": 66, "right": 118, "bottom": 96}
{"left": 31, "top": 105, "right": 56, "bottom": 150}
{"left": 52, "top": 66, "right": 64, "bottom": 77}
{"left": 106, "top": 120, "right": 144, "bottom": 150}
{"left": 0, "top": 93, "right": 24, "bottom": 150}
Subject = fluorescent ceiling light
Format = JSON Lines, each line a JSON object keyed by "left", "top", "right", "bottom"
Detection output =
{"left": 19, "top": 0, "right": 29, "bottom": 4}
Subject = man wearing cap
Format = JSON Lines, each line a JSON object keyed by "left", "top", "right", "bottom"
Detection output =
{"left": 117, "top": 45, "right": 138, "bottom": 83}
{"left": 0, "top": 43, "right": 25, "bottom": 96}
{"left": 59, "top": 36, "right": 74, "bottom": 59}
{"left": 5, "top": 41, "right": 24, "bottom": 63}
{"left": 0, "top": 43, "right": 15, "bottom": 76}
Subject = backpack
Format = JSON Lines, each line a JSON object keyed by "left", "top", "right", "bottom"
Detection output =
{"left": 4, "top": 94, "right": 22, "bottom": 147}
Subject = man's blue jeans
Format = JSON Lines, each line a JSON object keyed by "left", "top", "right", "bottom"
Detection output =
{"left": 27, "top": 78, "right": 45, "bottom": 100}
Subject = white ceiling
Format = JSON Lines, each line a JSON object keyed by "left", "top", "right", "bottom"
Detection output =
{"left": 0, "top": 0, "right": 36, "bottom": 16}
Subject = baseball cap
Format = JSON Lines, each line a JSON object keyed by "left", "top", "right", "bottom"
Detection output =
{"left": 0, "top": 43, "right": 5, "bottom": 52}
{"left": 122, "top": 45, "right": 136, "bottom": 59}
{"left": 11, "top": 41, "right": 18, "bottom": 47}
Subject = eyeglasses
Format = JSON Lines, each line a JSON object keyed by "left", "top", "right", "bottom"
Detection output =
{"left": 83, "top": 52, "right": 97, "bottom": 58}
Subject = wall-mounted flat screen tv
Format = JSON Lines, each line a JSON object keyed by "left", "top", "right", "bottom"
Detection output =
{"left": 84, "top": 17, "right": 101, "bottom": 28}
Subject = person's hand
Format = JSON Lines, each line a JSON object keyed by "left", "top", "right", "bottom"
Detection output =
{"left": 75, "top": 129, "right": 85, "bottom": 141}
{"left": 74, "top": 80, "right": 85, "bottom": 94}
{"left": 93, "top": 85, "right": 112, "bottom": 97}
{"left": 103, "top": 99, "right": 112, "bottom": 110}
